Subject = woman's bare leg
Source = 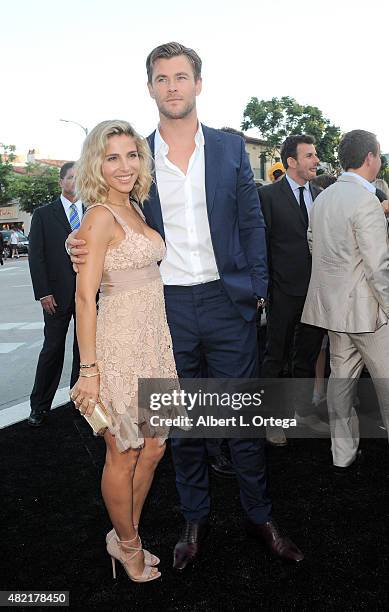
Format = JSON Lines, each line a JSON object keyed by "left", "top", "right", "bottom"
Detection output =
{"left": 101, "top": 431, "right": 146, "bottom": 574}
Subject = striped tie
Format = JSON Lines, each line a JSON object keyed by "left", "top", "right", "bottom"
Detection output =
{"left": 69, "top": 203, "right": 80, "bottom": 230}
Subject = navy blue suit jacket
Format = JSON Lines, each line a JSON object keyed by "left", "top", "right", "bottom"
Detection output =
{"left": 143, "top": 124, "right": 268, "bottom": 322}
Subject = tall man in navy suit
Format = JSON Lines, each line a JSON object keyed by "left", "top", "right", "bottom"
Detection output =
{"left": 144, "top": 42, "right": 303, "bottom": 569}
{"left": 67, "top": 42, "right": 303, "bottom": 568}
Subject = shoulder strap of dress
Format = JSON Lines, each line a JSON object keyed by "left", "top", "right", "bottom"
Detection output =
{"left": 85, "top": 203, "right": 128, "bottom": 230}
{"left": 130, "top": 198, "right": 146, "bottom": 221}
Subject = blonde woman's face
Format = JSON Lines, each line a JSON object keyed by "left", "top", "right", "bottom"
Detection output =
{"left": 102, "top": 134, "right": 140, "bottom": 196}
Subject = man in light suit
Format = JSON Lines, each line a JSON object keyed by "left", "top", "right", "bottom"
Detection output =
{"left": 68, "top": 42, "right": 303, "bottom": 568}
{"left": 302, "top": 129, "right": 389, "bottom": 470}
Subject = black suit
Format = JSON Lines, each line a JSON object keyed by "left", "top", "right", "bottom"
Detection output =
{"left": 258, "top": 176, "right": 324, "bottom": 416}
{"left": 28, "top": 197, "right": 80, "bottom": 414}
{"left": 375, "top": 187, "right": 387, "bottom": 203}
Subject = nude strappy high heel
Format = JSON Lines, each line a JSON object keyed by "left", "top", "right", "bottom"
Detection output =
{"left": 107, "top": 533, "right": 161, "bottom": 583}
{"left": 106, "top": 525, "right": 160, "bottom": 566}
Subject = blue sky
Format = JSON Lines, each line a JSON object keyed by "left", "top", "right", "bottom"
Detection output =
{"left": 1, "top": 0, "right": 388, "bottom": 160}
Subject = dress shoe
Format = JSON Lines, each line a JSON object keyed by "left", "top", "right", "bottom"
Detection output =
{"left": 245, "top": 520, "right": 304, "bottom": 563}
{"left": 333, "top": 450, "right": 363, "bottom": 475}
{"left": 173, "top": 521, "right": 209, "bottom": 571}
{"left": 295, "top": 413, "right": 330, "bottom": 434}
{"left": 209, "top": 453, "right": 235, "bottom": 478}
{"left": 28, "top": 409, "right": 49, "bottom": 427}
{"left": 266, "top": 425, "right": 287, "bottom": 446}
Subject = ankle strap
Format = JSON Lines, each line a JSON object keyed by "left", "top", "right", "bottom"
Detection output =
{"left": 118, "top": 533, "right": 138, "bottom": 544}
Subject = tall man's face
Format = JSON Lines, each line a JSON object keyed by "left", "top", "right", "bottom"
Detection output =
{"left": 147, "top": 55, "right": 202, "bottom": 120}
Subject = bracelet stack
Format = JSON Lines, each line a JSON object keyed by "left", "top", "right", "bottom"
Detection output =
{"left": 79, "top": 362, "right": 99, "bottom": 378}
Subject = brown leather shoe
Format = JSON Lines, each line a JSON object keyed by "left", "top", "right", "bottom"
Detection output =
{"left": 173, "top": 521, "right": 209, "bottom": 571}
{"left": 245, "top": 520, "right": 304, "bottom": 563}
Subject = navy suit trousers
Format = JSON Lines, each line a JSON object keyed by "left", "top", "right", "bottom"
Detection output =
{"left": 164, "top": 280, "right": 272, "bottom": 524}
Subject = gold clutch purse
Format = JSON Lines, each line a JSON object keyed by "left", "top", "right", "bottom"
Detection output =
{"left": 83, "top": 399, "right": 111, "bottom": 436}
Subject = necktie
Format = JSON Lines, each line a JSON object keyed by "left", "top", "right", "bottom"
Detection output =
{"left": 69, "top": 203, "right": 81, "bottom": 230}
{"left": 298, "top": 186, "right": 309, "bottom": 228}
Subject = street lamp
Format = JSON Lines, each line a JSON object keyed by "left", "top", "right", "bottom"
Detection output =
{"left": 59, "top": 119, "right": 88, "bottom": 135}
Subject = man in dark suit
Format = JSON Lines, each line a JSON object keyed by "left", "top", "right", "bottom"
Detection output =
{"left": 67, "top": 42, "right": 304, "bottom": 568}
{"left": 28, "top": 162, "right": 82, "bottom": 426}
{"left": 259, "top": 135, "right": 327, "bottom": 441}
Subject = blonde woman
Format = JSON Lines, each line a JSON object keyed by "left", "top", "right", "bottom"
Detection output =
{"left": 71, "top": 120, "right": 180, "bottom": 583}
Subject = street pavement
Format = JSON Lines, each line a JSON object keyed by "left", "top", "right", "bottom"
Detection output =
{"left": 0, "top": 257, "right": 74, "bottom": 424}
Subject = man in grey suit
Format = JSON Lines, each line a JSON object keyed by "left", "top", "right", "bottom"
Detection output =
{"left": 302, "top": 130, "right": 389, "bottom": 469}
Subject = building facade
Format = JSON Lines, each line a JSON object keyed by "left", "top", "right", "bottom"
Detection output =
{"left": 0, "top": 203, "right": 31, "bottom": 234}
{"left": 244, "top": 136, "right": 277, "bottom": 183}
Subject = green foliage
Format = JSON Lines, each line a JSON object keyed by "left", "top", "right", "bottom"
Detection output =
{"left": 378, "top": 155, "right": 389, "bottom": 184}
{"left": 241, "top": 96, "right": 341, "bottom": 169}
{"left": 14, "top": 165, "right": 60, "bottom": 213}
{"left": 0, "top": 143, "right": 16, "bottom": 205}
{"left": 11, "top": 164, "right": 60, "bottom": 214}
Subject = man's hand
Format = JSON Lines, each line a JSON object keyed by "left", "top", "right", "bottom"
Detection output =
{"left": 66, "top": 230, "right": 88, "bottom": 273}
{"left": 40, "top": 295, "right": 57, "bottom": 315}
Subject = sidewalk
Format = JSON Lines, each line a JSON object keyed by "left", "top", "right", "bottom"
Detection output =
{"left": 0, "top": 404, "right": 388, "bottom": 611}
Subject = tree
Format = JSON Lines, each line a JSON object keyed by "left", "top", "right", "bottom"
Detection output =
{"left": 378, "top": 155, "right": 389, "bottom": 185}
{"left": 0, "top": 143, "right": 16, "bottom": 205}
{"left": 11, "top": 164, "right": 60, "bottom": 214}
{"left": 241, "top": 96, "right": 341, "bottom": 169}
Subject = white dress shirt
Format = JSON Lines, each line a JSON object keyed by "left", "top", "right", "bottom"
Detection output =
{"left": 60, "top": 195, "right": 83, "bottom": 225}
{"left": 285, "top": 173, "right": 314, "bottom": 218}
{"left": 154, "top": 124, "right": 219, "bottom": 286}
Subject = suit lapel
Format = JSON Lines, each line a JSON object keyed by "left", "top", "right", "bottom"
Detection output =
{"left": 310, "top": 183, "right": 320, "bottom": 202}
{"left": 145, "top": 132, "right": 165, "bottom": 240}
{"left": 52, "top": 198, "right": 71, "bottom": 233}
{"left": 147, "top": 181, "right": 165, "bottom": 240}
{"left": 203, "top": 125, "right": 222, "bottom": 218}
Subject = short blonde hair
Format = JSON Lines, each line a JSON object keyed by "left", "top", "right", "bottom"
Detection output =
{"left": 76, "top": 120, "right": 152, "bottom": 206}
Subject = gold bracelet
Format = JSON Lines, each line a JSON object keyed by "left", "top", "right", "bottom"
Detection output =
{"left": 80, "top": 362, "right": 97, "bottom": 369}
{"left": 79, "top": 372, "right": 100, "bottom": 378}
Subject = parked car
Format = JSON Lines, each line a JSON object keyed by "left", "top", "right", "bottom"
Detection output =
{"left": 0, "top": 230, "right": 29, "bottom": 257}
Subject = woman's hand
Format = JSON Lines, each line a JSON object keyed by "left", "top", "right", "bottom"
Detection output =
{"left": 70, "top": 374, "right": 100, "bottom": 416}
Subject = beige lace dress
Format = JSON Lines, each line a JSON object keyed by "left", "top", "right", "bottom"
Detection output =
{"left": 89, "top": 203, "right": 181, "bottom": 452}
